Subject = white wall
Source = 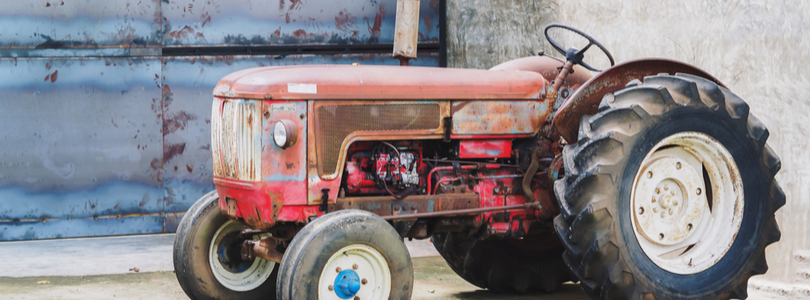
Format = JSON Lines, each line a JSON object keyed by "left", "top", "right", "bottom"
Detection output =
{"left": 448, "top": 0, "right": 810, "bottom": 297}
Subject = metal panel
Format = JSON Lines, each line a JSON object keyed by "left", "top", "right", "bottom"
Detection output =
{"left": 0, "top": 57, "right": 164, "bottom": 241}
{"left": 162, "top": 0, "right": 440, "bottom": 46}
{"left": 161, "top": 53, "right": 439, "bottom": 216}
{"left": 0, "top": 0, "right": 161, "bottom": 49}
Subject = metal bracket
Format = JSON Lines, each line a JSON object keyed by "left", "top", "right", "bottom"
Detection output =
{"left": 443, "top": 117, "right": 452, "bottom": 142}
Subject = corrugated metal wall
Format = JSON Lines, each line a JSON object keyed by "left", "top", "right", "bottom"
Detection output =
{"left": 0, "top": 0, "right": 443, "bottom": 241}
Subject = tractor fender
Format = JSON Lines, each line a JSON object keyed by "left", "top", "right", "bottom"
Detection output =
{"left": 552, "top": 58, "right": 726, "bottom": 143}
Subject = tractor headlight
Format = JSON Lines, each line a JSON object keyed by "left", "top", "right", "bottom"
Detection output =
{"left": 273, "top": 119, "right": 298, "bottom": 149}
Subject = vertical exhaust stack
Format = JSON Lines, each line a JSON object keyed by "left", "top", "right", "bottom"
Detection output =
{"left": 393, "top": 0, "right": 420, "bottom": 66}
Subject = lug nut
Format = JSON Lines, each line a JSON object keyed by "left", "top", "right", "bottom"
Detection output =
{"left": 664, "top": 185, "right": 669, "bottom": 191}
{"left": 352, "top": 264, "right": 358, "bottom": 270}
{"left": 676, "top": 162, "right": 682, "bottom": 170}
{"left": 653, "top": 207, "right": 659, "bottom": 213}
{"left": 674, "top": 201, "right": 678, "bottom": 206}
{"left": 687, "top": 223, "right": 693, "bottom": 231}
{"left": 354, "top": 296, "right": 360, "bottom": 300}
{"left": 669, "top": 208, "right": 673, "bottom": 215}
{"left": 638, "top": 207, "right": 645, "bottom": 215}
{"left": 647, "top": 171, "right": 653, "bottom": 178}
{"left": 655, "top": 187, "right": 660, "bottom": 194}
{"left": 696, "top": 188, "right": 702, "bottom": 195}
{"left": 659, "top": 233, "right": 664, "bottom": 240}
{"left": 336, "top": 267, "right": 342, "bottom": 273}
{"left": 328, "top": 285, "right": 334, "bottom": 291}
{"left": 361, "top": 278, "right": 368, "bottom": 285}
{"left": 652, "top": 196, "right": 657, "bottom": 203}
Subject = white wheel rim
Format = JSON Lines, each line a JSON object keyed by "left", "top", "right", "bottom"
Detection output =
{"left": 630, "top": 132, "right": 744, "bottom": 274}
{"left": 318, "top": 244, "right": 392, "bottom": 300}
{"left": 208, "top": 220, "right": 275, "bottom": 291}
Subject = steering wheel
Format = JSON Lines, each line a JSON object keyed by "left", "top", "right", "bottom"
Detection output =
{"left": 544, "top": 23, "right": 615, "bottom": 72}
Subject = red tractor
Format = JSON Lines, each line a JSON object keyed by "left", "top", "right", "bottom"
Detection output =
{"left": 173, "top": 24, "right": 783, "bottom": 300}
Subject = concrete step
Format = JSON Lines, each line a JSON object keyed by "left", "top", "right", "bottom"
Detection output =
{"left": 795, "top": 249, "right": 810, "bottom": 269}
{"left": 748, "top": 278, "right": 810, "bottom": 299}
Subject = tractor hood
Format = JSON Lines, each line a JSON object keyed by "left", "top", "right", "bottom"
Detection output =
{"left": 213, "top": 64, "right": 547, "bottom": 100}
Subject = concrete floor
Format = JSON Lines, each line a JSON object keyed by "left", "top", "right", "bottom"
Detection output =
{"left": 0, "top": 234, "right": 589, "bottom": 300}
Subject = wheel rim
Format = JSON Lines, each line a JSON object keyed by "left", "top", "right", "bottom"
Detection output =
{"left": 318, "top": 244, "right": 392, "bottom": 300}
{"left": 630, "top": 131, "right": 744, "bottom": 274}
{"left": 208, "top": 220, "right": 275, "bottom": 291}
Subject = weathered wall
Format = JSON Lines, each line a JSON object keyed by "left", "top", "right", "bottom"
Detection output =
{"left": 447, "top": 0, "right": 810, "bottom": 296}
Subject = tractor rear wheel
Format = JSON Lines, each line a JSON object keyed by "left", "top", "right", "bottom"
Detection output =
{"left": 431, "top": 228, "right": 571, "bottom": 294}
{"left": 554, "top": 73, "right": 784, "bottom": 299}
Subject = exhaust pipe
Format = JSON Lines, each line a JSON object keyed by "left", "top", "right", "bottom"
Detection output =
{"left": 393, "top": 0, "right": 420, "bottom": 66}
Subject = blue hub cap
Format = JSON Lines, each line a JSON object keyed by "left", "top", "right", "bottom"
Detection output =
{"left": 333, "top": 269, "right": 361, "bottom": 299}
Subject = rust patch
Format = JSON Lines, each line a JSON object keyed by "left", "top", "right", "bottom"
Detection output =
{"left": 163, "top": 111, "right": 197, "bottom": 136}
{"left": 163, "top": 143, "right": 187, "bottom": 164}
{"left": 186, "top": 165, "right": 193, "bottom": 173}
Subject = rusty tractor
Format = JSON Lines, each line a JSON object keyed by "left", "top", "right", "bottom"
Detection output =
{"left": 173, "top": 23, "right": 784, "bottom": 300}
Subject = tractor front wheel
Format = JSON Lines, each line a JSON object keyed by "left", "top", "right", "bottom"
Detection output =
{"left": 173, "top": 193, "right": 278, "bottom": 300}
{"left": 276, "top": 210, "right": 413, "bottom": 300}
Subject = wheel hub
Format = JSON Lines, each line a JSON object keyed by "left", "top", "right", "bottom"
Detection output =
{"left": 634, "top": 156, "right": 705, "bottom": 246}
{"left": 334, "top": 269, "right": 362, "bottom": 299}
{"left": 630, "top": 132, "right": 744, "bottom": 274}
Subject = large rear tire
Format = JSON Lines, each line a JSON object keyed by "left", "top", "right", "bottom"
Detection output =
{"left": 553, "top": 73, "right": 784, "bottom": 299}
{"left": 173, "top": 194, "right": 278, "bottom": 300}
{"left": 431, "top": 229, "right": 571, "bottom": 294}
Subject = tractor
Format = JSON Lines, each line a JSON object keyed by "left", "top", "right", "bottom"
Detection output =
{"left": 173, "top": 23, "right": 784, "bottom": 300}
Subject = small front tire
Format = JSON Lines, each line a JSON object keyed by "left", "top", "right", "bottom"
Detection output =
{"left": 173, "top": 194, "right": 278, "bottom": 300}
{"left": 276, "top": 210, "right": 413, "bottom": 300}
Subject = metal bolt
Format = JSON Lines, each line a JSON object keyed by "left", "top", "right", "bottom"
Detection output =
{"left": 659, "top": 233, "right": 664, "bottom": 240}
{"left": 664, "top": 185, "right": 669, "bottom": 191}
{"left": 669, "top": 208, "right": 673, "bottom": 215}
{"left": 655, "top": 187, "right": 660, "bottom": 194}
{"left": 653, "top": 207, "right": 659, "bottom": 213}
{"left": 652, "top": 196, "right": 656, "bottom": 203}
{"left": 361, "top": 278, "right": 368, "bottom": 285}
{"left": 354, "top": 296, "right": 360, "bottom": 300}
{"left": 328, "top": 285, "right": 334, "bottom": 291}
{"left": 671, "top": 189, "right": 677, "bottom": 196}
{"left": 647, "top": 171, "right": 653, "bottom": 178}
{"left": 638, "top": 207, "right": 645, "bottom": 215}
{"left": 696, "top": 188, "right": 702, "bottom": 195}
{"left": 352, "top": 264, "right": 358, "bottom": 270}
{"left": 336, "top": 267, "right": 342, "bottom": 273}
{"left": 673, "top": 201, "right": 678, "bottom": 206}
{"left": 676, "top": 162, "right": 682, "bottom": 170}
{"left": 687, "top": 223, "right": 693, "bottom": 231}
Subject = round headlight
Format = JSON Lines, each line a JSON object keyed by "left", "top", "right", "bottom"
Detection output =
{"left": 273, "top": 119, "right": 298, "bottom": 148}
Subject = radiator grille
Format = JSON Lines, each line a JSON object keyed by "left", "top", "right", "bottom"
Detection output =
{"left": 211, "top": 99, "right": 262, "bottom": 181}
{"left": 316, "top": 103, "right": 441, "bottom": 175}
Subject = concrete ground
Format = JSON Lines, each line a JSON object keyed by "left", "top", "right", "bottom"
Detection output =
{"left": 0, "top": 234, "right": 589, "bottom": 300}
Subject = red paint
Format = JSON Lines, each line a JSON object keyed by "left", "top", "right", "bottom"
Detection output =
{"left": 163, "top": 143, "right": 186, "bottom": 164}
{"left": 215, "top": 177, "right": 309, "bottom": 229}
{"left": 214, "top": 65, "right": 545, "bottom": 100}
{"left": 458, "top": 140, "right": 512, "bottom": 159}
{"left": 163, "top": 111, "right": 196, "bottom": 136}
{"left": 366, "top": 4, "right": 385, "bottom": 37}
{"left": 292, "top": 29, "right": 308, "bottom": 39}
{"left": 335, "top": 10, "right": 353, "bottom": 31}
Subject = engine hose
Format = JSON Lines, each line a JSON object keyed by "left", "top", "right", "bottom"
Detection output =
{"left": 521, "top": 148, "right": 544, "bottom": 211}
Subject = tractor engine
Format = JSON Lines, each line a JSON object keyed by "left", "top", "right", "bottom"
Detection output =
{"left": 344, "top": 142, "right": 427, "bottom": 197}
